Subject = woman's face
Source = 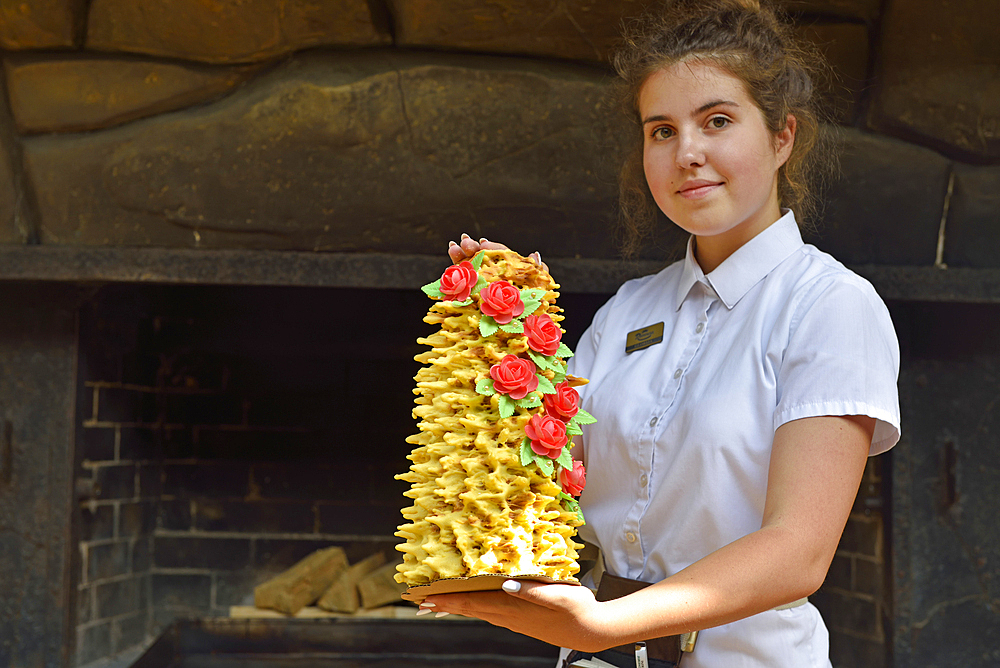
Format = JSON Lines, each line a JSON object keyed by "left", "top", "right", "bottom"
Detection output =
{"left": 639, "top": 60, "right": 794, "bottom": 271}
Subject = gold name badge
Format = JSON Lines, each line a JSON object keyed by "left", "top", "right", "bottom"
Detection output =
{"left": 625, "top": 322, "right": 664, "bottom": 354}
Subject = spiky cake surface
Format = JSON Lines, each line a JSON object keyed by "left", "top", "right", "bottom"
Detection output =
{"left": 394, "top": 250, "right": 583, "bottom": 586}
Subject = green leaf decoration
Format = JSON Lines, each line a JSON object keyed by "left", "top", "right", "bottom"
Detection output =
{"left": 520, "top": 438, "right": 535, "bottom": 467}
{"left": 527, "top": 350, "right": 546, "bottom": 369}
{"left": 555, "top": 343, "right": 574, "bottom": 358}
{"left": 470, "top": 275, "right": 488, "bottom": 297}
{"left": 515, "top": 395, "right": 542, "bottom": 409}
{"left": 499, "top": 320, "right": 524, "bottom": 334}
{"left": 476, "top": 378, "right": 496, "bottom": 396}
{"left": 559, "top": 492, "right": 574, "bottom": 502}
{"left": 471, "top": 251, "right": 485, "bottom": 270}
{"left": 536, "top": 455, "right": 554, "bottom": 477}
{"left": 498, "top": 394, "right": 515, "bottom": 418}
{"left": 421, "top": 280, "right": 444, "bottom": 298}
{"left": 536, "top": 374, "right": 556, "bottom": 395}
{"left": 574, "top": 409, "right": 597, "bottom": 425}
{"left": 566, "top": 420, "right": 583, "bottom": 436}
{"left": 551, "top": 368, "right": 567, "bottom": 384}
{"left": 519, "top": 288, "right": 545, "bottom": 316}
{"left": 556, "top": 447, "right": 573, "bottom": 470}
{"left": 446, "top": 298, "right": 472, "bottom": 307}
{"left": 563, "top": 497, "right": 584, "bottom": 524}
{"left": 479, "top": 316, "right": 499, "bottom": 337}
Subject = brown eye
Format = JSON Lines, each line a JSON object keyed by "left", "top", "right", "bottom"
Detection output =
{"left": 709, "top": 116, "right": 730, "bottom": 129}
{"left": 652, "top": 127, "right": 673, "bottom": 140}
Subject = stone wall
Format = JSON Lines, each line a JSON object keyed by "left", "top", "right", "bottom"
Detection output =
{"left": 0, "top": 0, "right": 996, "bottom": 266}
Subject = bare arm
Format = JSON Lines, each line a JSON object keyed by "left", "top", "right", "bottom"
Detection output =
{"left": 424, "top": 414, "right": 873, "bottom": 652}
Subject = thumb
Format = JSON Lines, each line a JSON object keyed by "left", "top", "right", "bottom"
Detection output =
{"left": 500, "top": 579, "right": 562, "bottom": 605}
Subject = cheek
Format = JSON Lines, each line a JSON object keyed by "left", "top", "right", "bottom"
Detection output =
{"left": 643, "top": 146, "right": 673, "bottom": 199}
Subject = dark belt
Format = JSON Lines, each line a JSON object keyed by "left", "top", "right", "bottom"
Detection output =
{"left": 594, "top": 572, "right": 683, "bottom": 664}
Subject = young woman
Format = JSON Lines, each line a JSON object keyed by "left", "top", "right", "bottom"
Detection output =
{"left": 431, "top": 1, "right": 900, "bottom": 666}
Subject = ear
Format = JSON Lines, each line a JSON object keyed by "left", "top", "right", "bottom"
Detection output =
{"left": 774, "top": 114, "right": 796, "bottom": 167}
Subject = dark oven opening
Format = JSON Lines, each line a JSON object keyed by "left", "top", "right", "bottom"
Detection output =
{"left": 72, "top": 282, "right": 606, "bottom": 666}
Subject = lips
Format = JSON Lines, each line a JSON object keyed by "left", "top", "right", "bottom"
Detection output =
{"left": 678, "top": 179, "right": 723, "bottom": 199}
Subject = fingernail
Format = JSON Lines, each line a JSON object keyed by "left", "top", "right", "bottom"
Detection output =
{"left": 435, "top": 611, "right": 450, "bottom": 618}
{"left": 501, "top": 579, "right": 521, "bottom": 593}
{"left": 420, "top": 602, "right": 436, "bottom": 608}
{"left": 449, "top": 240, "right": 458, "bottom": 247}
{"left": 461, "top": 233, "right": 470, "bottom": 239}
{"left": 415, "top": 607, "right": 432, "bottom": 616}
{"left": 480, "top": 237, "right": 489, "bottom": 243}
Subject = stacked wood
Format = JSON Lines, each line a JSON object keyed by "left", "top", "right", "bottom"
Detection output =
{"left": 316, "top": 551, "right": 386, "bottom": 613}
{"left": 358, "top": 561, "right": 409, "bottom": 610}
{"left": 253, "top": 546, "right": 348, "bottom": 615}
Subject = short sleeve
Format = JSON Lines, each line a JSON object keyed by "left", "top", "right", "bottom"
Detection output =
{"left": 774, "top": 276, "right": 901, "bottom": 455}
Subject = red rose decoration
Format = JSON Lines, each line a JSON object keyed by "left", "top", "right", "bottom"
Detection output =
{"left": 524, "top": 413, "right": 569, "bottom": 459}
{"left": 479, "top": 280, "right": 525, "bottom": 324}
{"left": 439, "top": 261, "right": 478, "bottom": 302}
{"left": 489, "top": 355, "right": 539, "bottom": 400}
{"left": 524, "top": 314, "right": 562, "bottom": 356}
{"left": 559, "top": 460, "right": 587, "bottom": 497}
{"left": 543, "top": 382, "right": 580, "bottom": 421}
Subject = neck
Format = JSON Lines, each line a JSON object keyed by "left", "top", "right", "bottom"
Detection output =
{"left": 693, "top": 200, "right": 783, "bottom": 274}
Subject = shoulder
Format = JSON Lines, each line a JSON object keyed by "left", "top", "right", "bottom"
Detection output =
{"left": 779, "top": 245, "right": 890, "bottom": 326}
{"left": 581, "top": 260, "right": 684, "bottom": 343}
{"left": 605, "top": 260, "right": 684, "bottom": 311}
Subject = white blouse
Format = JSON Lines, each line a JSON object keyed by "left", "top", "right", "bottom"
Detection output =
{"left": 567, "top": 211, "right": 901, "bottom": 668}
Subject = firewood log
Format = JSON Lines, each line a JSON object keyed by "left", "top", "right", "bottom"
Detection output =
{"left": 316, "top": 551, "right": 386, "bottom": 613}
{"left": 254, "top": 546, "right": 348, "bottom": 615}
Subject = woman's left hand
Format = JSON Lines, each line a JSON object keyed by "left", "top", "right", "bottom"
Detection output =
{"left": 419, "top": 580, "right": 612, "bottom": 652}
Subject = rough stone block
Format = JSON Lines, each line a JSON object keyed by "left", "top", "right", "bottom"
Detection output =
{"left": 806, "top": 128, "right": 949, "bottom": 266}
{"left": 4, "top": 54, "right": 262, "bottom": 134}
{"left": 795, "top": 21, "right": 868, "bottom": 123}
{"left": 390, "top": 0, "right": 653, "bottom": 62}
{"left": 782, "top": 0, "right": 880, "bottom": 22}
{"left": 0, "top": 119, "right": 20, "bottom": 244}
{"left": 894, "top": 358, "right": 1000, "bottom": 666}
{"left": 86, "top": 0, "right": 390, "bottom": 64}
{"left": 868, "top": 0, "right": 1000, "bottom": 160}
{"left": 943, "top": 164, "right": 1000, "bottom": 269}
{"left": 24, "top": 50, "right": 619, "bottom": 259}
{"left": 390, "top": 1, "right": 877, "bottom": 62}
{"left": 0, "top": 0, "right": 83, "bottom": 49}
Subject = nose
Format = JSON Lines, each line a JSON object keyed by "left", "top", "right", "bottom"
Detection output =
{"left": 675, "top": 131, "right": 705, "bottom": 169}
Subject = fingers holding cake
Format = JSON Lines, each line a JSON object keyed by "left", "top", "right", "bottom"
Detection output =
{"left": 419, "top": 583, "right": 610, "bottom": 651}
{"left": 447, "top": 233, "right": 548, "bottom": 272}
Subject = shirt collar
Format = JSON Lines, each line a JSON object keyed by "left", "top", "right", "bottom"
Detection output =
{"left": 675, "top": 210, "right": 803, "bottom": 310}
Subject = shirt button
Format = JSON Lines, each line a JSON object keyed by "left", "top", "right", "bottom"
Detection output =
{"left": 640, "top": 474, "right": 648, "bottom": 487}
{"left": 649, "top": 416, "right": 657, "bottom": 427}
{"left": 673, "top": 368, "right": 682, "bottom": 379}
{"left": 626, "top": 532, "right": 636, "bottom": 543}
{"left": 696, "top": 323, "right": 704, "bottom": 333}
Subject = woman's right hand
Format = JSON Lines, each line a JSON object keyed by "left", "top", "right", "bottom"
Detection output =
{"left": 448, "top": 233, "right": 546, "bottom": 272}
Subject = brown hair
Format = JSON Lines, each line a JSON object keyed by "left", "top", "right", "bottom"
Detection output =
{"left": 611, "top": 0, "right": 834, "bottom": 258}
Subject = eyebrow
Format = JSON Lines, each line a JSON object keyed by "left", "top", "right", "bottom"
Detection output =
{"left": 642, "top": 100, "right": 740, "bottom": 125}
